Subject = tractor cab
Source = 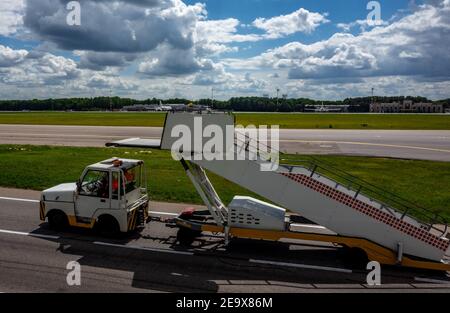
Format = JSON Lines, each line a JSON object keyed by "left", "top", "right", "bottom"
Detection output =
{"left": 40, "top": 158, "right": 149, "bottom": 235}
{"left": 77, "top": 157, "right": 147, "bottom": 210}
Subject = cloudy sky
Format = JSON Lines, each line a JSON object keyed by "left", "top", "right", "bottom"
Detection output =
{"left": 0, "top": 0, "right": 449, "bottom": 100}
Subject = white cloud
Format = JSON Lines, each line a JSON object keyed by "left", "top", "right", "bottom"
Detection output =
{"left": 0, "top": 45, "right": 28, "bottom": 67}
{"left": 195, "top": 42, "right": 238, "bottom": 56}
{"left": 0, "top": 50, "right": 80, "bottom": 87}
{"left": 24, "top": 0, "right": 204, "bottom": 52}
{"left": 399, "top": 51, "right": 423, "bottom": 59}
{"left": 0, "top": 44, "right": 142, "bottom": 99}
{"left": 283, "top": 75, "right": 450, "bottom": 101}
{"left": 195, "top": 7, "right": 328, "bottom": 46}
{"left": 0, "top": 0, "right": 25, "bottom": 36}
{"left": 226, "top": 1, "right": 450, "bottom": 82}
{"left": 337, "top": 19, "right": 388, "bottom": 33}
{"left": 138, "top": 43, "right": 214, "bottom": 76}
{"left": 24, "top": 0, "right": 207, "bottom": 72}
{"left": 86, "top": 74, "right": 138, "bottom": 90}
{"left": 191, "top": 66, "right": 232, "bottom": 86}
{"left": 196, "top": 19, "right": 262, "bottom": 43}
{"left": 34, "top": 54, "right": 78, "bottom": 76}
{"left": 252, "top": 8, "right": 329, "bottom": 38}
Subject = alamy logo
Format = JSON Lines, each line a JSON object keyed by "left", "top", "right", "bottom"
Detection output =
{"left": 66, "top": 1, "right": 81, "bottom": 26}
{"left": 367, "top": 1, "right": 382, "bottom": 26}
{"left": 366, "top": 261, "right": 381, "bottom": 286}
{"left": 66, "top": 261, "right": 81, "bottom": 286}
{"left": 170, "top": 117, "right": 280, "bottom": 172}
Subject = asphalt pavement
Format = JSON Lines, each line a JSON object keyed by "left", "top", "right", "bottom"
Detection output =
{"left": 0, "top": 188, "right": 449, "bottom": 293}
{"left": 0, "top": 124, "right": 449, "bottom": 161}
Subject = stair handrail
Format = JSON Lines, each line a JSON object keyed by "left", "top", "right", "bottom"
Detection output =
{"left": 234, "top": 132, "right": 449, "bottom": 237}
{"left": 280, "top": 159, "right": 448, "bottom": 237}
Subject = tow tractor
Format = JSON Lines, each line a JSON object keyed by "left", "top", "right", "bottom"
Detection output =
{"left": 40, "top": 157, "right": 149, "bottom": 236}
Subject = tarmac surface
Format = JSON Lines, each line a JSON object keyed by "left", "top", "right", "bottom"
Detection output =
{"left": 0, "top": 124, "right": 449, "bottom": 161}
{"left": 0, "top": 187, "right": 449, "bottom": 293}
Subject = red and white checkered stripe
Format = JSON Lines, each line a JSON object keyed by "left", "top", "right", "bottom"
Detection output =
{"left": 282, "top": 173, "right": 450, "bottom": 252}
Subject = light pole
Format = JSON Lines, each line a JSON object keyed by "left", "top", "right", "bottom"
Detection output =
{"left": 109, "top": 88, "right": 113, "bottom": 112}
{"left": 276, "top": 88, "right": 280, "bottom": 106}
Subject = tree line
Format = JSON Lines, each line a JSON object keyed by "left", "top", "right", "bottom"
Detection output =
{"left": 0, "top": 96, "right": 447, "bottom": 112}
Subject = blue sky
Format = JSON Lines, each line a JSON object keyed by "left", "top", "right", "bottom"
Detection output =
{"left": 0, "top": 0, "right": 449, "bottom": 100}
{"left": 178, "top": 0, "right": 419, "bottom": 56}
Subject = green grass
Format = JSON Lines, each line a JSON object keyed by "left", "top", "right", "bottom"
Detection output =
{"left": 0, "top": 112, "right": 167, "bottom": 127}
{"left": 0, "top": 145, "right": 449, "bottom": 221}
{"left": 0, "top": 111, "right": 449, "bottom": 129}
{"left": 235, "top": 113, "right": 450, "bottom": 130}
{"left": 0, "top": 145, "right": 256, "bottom": 205}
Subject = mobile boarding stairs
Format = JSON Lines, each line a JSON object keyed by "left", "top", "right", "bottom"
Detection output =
{"left": 107, "top": 112, "right": 450, "bottom": 271}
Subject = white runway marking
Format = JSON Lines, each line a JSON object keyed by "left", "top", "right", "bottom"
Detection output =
{"left": 279, "top": 139, "right": 450, "bottom": 154}
{"left": 93, "top": 241, "right": 194, "bottom": 256}
{"left": 0, "top": 229, "right": 59, "bottom": 239}
{"left": 0, "top": 197, "right": 39, "bottom": 203}
{"left": 0, "top": 197, "right": 179, "bottom": 217}
{"left": 249, "top": 259, "right": 352, "bottom": 273}
{"left": 0, "top": 196, "right": 329, "bottom": 232}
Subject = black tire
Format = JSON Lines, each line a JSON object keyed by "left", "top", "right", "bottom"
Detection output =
{"left": 343, "top": 247, "right": 369, "bottom": 269}
{"left": 96, "top": 215, "right": 120, "bottom": 237}
{"left": 48, "top": 210, "right": 68, "bottom": 231}
{"left": 177, "top": 227, "right": 201, "bottom": 246}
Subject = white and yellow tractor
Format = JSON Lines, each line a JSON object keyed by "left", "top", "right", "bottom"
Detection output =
{"left": 39, "top": 157, "right": 149, "bottom": 236}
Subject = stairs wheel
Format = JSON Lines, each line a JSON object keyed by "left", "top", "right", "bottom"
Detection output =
{"left": 177, "top": 227, "right": 201, "bottom": 246}
{"left": 342, "top": 247, "right": 369, "bottom": 269}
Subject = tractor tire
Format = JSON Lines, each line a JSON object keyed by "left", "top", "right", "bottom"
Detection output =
{"left": 48, "top": 210, "right": 68, "bottom": 231}
{"left": 96, "top": 215, "right": 120, "bottom": 238}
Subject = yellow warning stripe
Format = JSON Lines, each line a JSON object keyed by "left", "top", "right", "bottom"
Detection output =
{"left": 128, "top": 210, "right": 137, "bottom": 231}
{"left": 199, "top": 224, "right": 450, "bottom": 271}
{"left": 127, "top": 211, "right": 133, "bottom": 230}
{"left": 132, "top": 210, "right": 137, "bottom": 230}
{"left": 67, "top": 216, "right": 96, "bottom": 229}
{"left": 39, "top": 201, "right": 45, "bottom": 221}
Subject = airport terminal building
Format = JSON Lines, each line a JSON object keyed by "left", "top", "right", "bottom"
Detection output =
{"left": 370, "top": 100, "right": 443, "bottom": 113}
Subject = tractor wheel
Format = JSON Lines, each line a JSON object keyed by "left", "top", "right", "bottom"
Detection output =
{"left": 96, "top": 215, "right": 120, "bottom": 237}
{"left": 48, "top": 210, "right": 68, "bottom": 231}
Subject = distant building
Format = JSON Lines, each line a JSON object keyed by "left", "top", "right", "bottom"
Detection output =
{"left": 370, "top": 100, "right": 443, "bottom": 113}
